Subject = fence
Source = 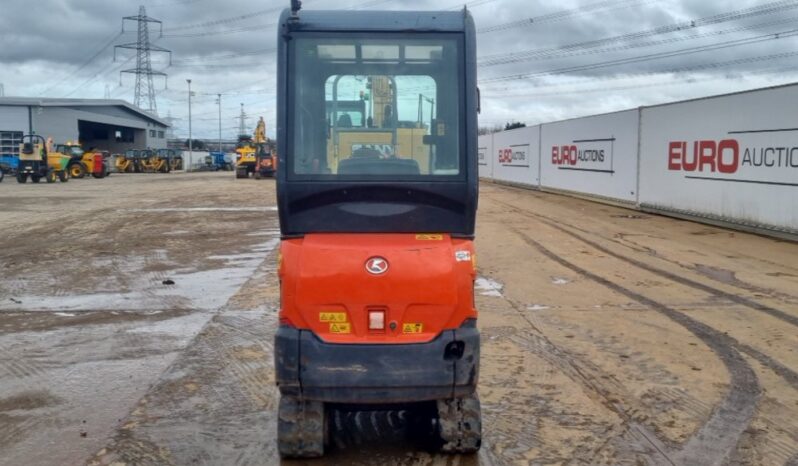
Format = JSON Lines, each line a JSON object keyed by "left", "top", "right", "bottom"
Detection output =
{"left": 479, "top": 83, "right": 798, "bottom": 238}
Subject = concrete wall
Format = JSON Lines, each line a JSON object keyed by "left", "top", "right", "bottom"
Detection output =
{"left": 479, "top": 82, "right": 798, "bottom": 237}
{"left": 491, "top": 125, "right": 540, "bottom": 187}
{"left": 540, "top": 109, "right": 639, "bottom": 203}
{"left": 639, "top": 85, "right": 798, "bottom": 233}
{"left": 478, "top": 133, "right": 493, "bottom": 179}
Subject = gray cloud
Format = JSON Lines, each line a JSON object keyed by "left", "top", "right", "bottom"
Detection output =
{"left": 2, "top": 0, "right": 797, "bottom": 138}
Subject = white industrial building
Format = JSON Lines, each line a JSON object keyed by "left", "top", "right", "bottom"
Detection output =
{"left": 0, "top": 97, "right": 170, "bottom": 156}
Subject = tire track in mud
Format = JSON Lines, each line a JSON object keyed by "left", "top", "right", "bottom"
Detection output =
{"left": 493, "top": 197, "right": 798, "bottom": 329}
{"left": 618, "top": 235, "right": 798, "bottom": 306}
{"left": 0, "top": 346, "right": 49, "bottom": 379}
{"left": 482, "top": 297, "right": 677, "bottom": 465}
{"left": 492, "top": 198, "right": 798, "bottom": 391}
{"left": 512, "top": 228, "right": 761, "bottom": 466}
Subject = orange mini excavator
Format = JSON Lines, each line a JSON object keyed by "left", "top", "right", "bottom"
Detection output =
{"left": 274, "top": 1, "right": 481, "bottom": 457}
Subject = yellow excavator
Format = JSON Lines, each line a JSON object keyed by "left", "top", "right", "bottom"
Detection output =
{"left": 326, "top": 75, "right": 431, "bottom": 174}
{"left": 235, "top": 117, "right": 268, "bottom": 179}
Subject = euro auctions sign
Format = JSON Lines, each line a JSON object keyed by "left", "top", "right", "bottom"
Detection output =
{"left": 497, "top": 144, "right": 530, "bottom": 167}
{"left": 551, "top": 138, "right": 615, "bottom": 174}
{"left": 667, "top": 130, "right": 798, "bottom": 186}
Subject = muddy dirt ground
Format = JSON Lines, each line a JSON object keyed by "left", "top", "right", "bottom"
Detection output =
{"left": 0, "top": 173, "right": 796, "bottom": 466}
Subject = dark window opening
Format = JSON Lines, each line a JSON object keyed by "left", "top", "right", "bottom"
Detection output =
{"left": 115, "top": 128, "right": 134, "bottom": 143}
{"left": 0, "top": 131, "right": 24, "bottom": 155}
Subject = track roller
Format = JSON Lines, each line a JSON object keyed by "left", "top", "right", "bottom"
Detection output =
{"left": 277, "top": 396, "right": 326, "bottom": 458}
{"left": 436, "top": 393, "right": 482, "bottom": 454}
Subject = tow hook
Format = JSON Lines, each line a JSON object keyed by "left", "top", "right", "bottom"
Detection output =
{"left": 444, "top": 341, "right": 465, "bottom": 361}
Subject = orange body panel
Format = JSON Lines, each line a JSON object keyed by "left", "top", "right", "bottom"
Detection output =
{"left": 279, "top": 234, "right": 477, "bottom": 344}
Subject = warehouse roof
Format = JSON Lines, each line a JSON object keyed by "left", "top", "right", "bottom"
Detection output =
{"left": 0, "top": 97, "right": 169, "bottom": 127}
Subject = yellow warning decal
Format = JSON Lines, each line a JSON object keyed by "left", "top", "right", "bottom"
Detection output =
{"left": 320, "top": 312, "right": 347, "bottom": 323}
{"left": 416, "top": 234, "right": 443, "bottom": 241}
{"left": 402, "top": 323, "right": 424, "bottom": 334}
{"left": 329, "top": 322, "right": 351, "bottom": 334}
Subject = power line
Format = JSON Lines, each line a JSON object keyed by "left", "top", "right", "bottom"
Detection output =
{"left": 63, "top": 54, "right": 136, "bottom": 98}
{"left": 477, "top": 0, "right": 648, "bottom": 34}
{"left": 162, "top": 5, "right": 285, "bottom": 32}
{"left": 169, "top": 48, "right": 276, "bottom": 65}
{"left": 480, "top": 28, "right": 798, "bottom": 83}
{"left": 480, "top": 15, "right": 798, "bottom": 67}
{"left": 479, "top": 0, "right": 798, "bottom": 64}
{"left": 481, "top": 49, "right": 798, "bottom": 95}
{"left": 39, "top": 30, "right": 126, "bottom": 96}
{"left": 162, "top": 0, "right": 494, "bottom": 38}
{"left": 486, "top": 63, "right": 798, "bottom": 99}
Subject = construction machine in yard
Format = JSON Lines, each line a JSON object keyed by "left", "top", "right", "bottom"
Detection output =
{"left": 59, "top": 143, "right": 107, "bottom": 179}
{"left": 235, "top": 117, "right": 269, "bottom": 178}
{"left": 234, "top": 135, "right": 257, "bottom": 178}
{"left": 115, "top": 151, "right": 135, "bottom": 173}
{"left": 116, "top": 149, "right": 171, "bottom": 173}
{"left": 16, "top": 135, "right": 71, "bottom": 183}
{"left": 200, "top": 151, "right": 233, "bottom": 171}
{"left": 0, "top": 154, "right": 18, "bottom": 182}
{"left": 158, "top": 149, "right": 184, "bottom": 171}
{"left": 140, "top": 150, "right": 171, "bottom": 173}
{"left": 254, "top": 144, "right": 277, "bottom": 179}
{"left": 274, "top": 3, "right": 481, "bottom": 458}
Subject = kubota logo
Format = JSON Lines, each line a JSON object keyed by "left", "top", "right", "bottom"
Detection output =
{"left": 365, "top": 257, "right": 389, "bottom": 275}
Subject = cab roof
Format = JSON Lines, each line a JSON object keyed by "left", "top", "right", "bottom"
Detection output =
{"left": 281, "top": 9, "right": 469, "bottom": 33}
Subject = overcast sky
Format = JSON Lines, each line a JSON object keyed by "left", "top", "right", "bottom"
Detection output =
{"left": 2, "top": 0, "right": 798, "bottom": 139}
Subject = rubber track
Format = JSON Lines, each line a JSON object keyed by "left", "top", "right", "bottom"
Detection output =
{"left": 512, "top": 228, "right": 761, "bottom": 466}
{"left": 437, "top": 395, "right": 482, "bottom": 453}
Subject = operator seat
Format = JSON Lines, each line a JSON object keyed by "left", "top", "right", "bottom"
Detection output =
{"left": 338, "top": 157, "right": 420, "bottom": 175}
{"left": 337, "top": 114, "right": 353, "bottom": 128}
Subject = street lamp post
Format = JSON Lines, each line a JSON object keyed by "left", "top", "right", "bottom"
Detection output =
{"left": 217, "top": 93, "right": 222, "bottom": 153}
{"left": 187, "top": 79, "right": 193, "bottom": 170}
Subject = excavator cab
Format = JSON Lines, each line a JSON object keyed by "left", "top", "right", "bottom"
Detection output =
{"left": 275, "top": 4, "right": 480, "bottom": 458}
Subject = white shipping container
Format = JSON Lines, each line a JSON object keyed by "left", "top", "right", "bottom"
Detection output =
{"left": 478, "top": 133, "right": 493, "bottom": 179}
{"left": 491, "top": 125, "right": 540, "bottom": 187}
{"left": 639, "top": 84, "right": 798, "bottom": 233}
{"left": 540, "top": 110, "right": 639, "bottom": 203}
{"left": 182, "top": 150, "right": 211, "bottom": 172}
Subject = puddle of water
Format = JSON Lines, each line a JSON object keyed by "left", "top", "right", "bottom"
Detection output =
{"left": 0, "top": 236, "right": 279, "bottom": 312}
{"left": 0, "top": 309, "right": 214, "bottom": 466}
{"left": 246, "top": 229, "right": 281, "bottom": 237}
{"left": 129, "top": 207, "right": 278, "bottom": 213}
{"left": 475, "top": 277, "right": 504, "bottom": 297}
{"left": 694, "top": 264, "right": 738, "bottom": 285}
{"left": 164, "top": 230, "right": 191, "bottom": 236}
